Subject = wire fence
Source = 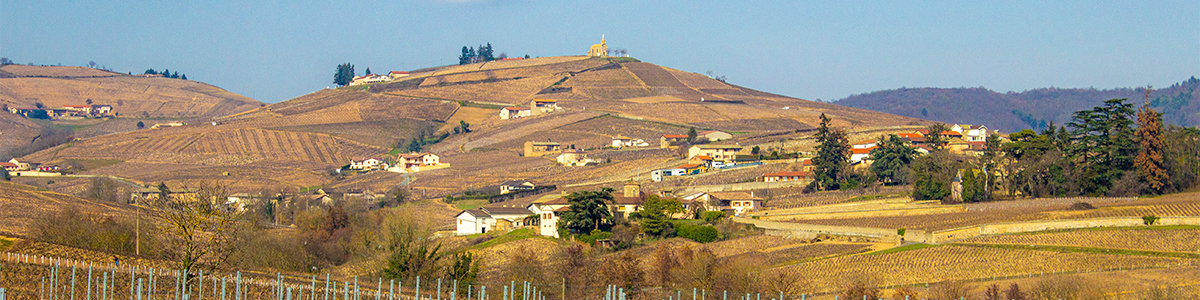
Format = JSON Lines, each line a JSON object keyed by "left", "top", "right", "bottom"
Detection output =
{"left": 4, "top": 252, "right": 1200, "bottom": 300}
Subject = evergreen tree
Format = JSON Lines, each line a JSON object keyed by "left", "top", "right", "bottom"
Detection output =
{"left": 810, "top": 113, "right": 851, "bottom": 191}
{"left": 334, "top": 63, "right": 355, "bottom": 86}
{"left": 137, "top": 121, "right": 145, "bottom": 129}
{"left": 558, "top": 189, "right": 614, "bottom": 232}
{"left": 365, "top": 67, "right": 371, "bottom": 75}
{"left": 686, "top": 127, "right": 697, "bottom": 142}
{"left": 181, "top": 74, "right": 187, "bottom": 80}
{"left": 468, "top": 47, "right": 477, "bottom": 63}
{"left": 630, "top": 195, "right": 683, "bottom": 237}
{"left": 1069, "top": 98, "right": 1137, "bottom": 195}
{"left": 144, "top": 68, "right": 157, "bottom": 75}
{"left": 459, "top": 47, "right": 471, "bottom": 65}
{"left": 1136, "top": 104, "right": 1168, "bottom": 193}
{"left": 869, "top": 134, "right": 916, "bottom": 185}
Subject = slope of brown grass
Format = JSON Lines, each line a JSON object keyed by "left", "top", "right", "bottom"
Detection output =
{"left": 0, "top": 182, "right": 133, "bottom": 237}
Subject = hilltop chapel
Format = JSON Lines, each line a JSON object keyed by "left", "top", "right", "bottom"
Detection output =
{"left": 588, "top": 36, "right": 608, "bottom": 57}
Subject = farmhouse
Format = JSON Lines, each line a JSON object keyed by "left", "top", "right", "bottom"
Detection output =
{"left": 523, "top": 141, "right": 562, "bottom": 157}
{"left": 499, "top": 107, "right": 531, "bottom": 120}
{"left": 391, "top": 152, "right": 442, "bottom": 172}
{"left": 0, "top": 162, "right": 19, "bottom": 172}
{"left": 610, "top": 181, "right": 647, "bottom": 218}
{"left": 850, "top": 147, "right": 877, "bottom": 163}
{"left": 951, "top": 124, "right": 989, "bottom": 142}
{"left": 587, "top": 36, "right": 608, "bottom": 57}
{"left": 611, "top": 135, "right": 648, "bottom": 148}
{"left": 348, "top": 74, "right": 392, "bottom": 86}
{"left": 688, "top": 144, "right": 743, "bottom": 162}
{"left": 6, "top": 159, "right": 31, "bottom": 171}
{"left": 349, "top": 157, "right": 384, "bottom": 170}
{"left": 680, "top": 163, "right": 707, "bottom": 175}
{"left": 660, "top": 134, "right": 688, "bottom": 149}
{"left": 387, "top": 71, "right": 410, "bottom": 80}
{"left": 556, "top": 149, "right": 600, "bottom": 166}
{"left": 527, "top": 197, "right": 570, "bottom": 237}
{"left": 150, "top": 122, "right": 185, "bottom": 129}
{"left": 852, "top": 140, "right": 877, "bottom": 149}
{"left": 698, "top": 130, "right": 733, "bottom": 142}
{"left": 762, "top": 171, "right": 810, "bottom": 182}
{"left": 530, "top": 99, "right": 561, "bottom": 115}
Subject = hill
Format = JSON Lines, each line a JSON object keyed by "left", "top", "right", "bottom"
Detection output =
{"left": 833, "top": 77, "right": 1200, "bottom": 133}
{"left": 19, "top": 56, "right": 922, "bottom": 195}
{"left": 0, "top": 65, "right": 263, "bottom": 159}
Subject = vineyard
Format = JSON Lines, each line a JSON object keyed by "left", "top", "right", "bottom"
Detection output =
{"left": 778, "top": 244, "right": 1196, "bottom": 293}
{"left": 787, "top": 196, "right": 1200, "bottom": 231}
{"left": 0, "top": 76, "right": 259, "bottom": 118}
{"left": 0, "top": 182, "right": 132, "bottom": 236}
{"left": 962, "top": 228, "right": 1200, "bottom": 253}
{"left": 0, "top": 65, "right": 122, "bottom": 77}
{"left": 394, "top": 76, "right": 562, "bottom": 104}
{"left": 564, "top": 67, "right": 644, "bottom": 88}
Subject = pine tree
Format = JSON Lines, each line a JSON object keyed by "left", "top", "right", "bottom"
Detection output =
{"left": 365, "top": 67, "right": 371, "bottom": 75}
{"left": 925, "top": 123, "right": 950, "bottom": 149}
{"left": 333, "top": 63, "right": 355, "bottom": 86}
{"left": 1136, "top": 104, "right": 1168, "bottom": 193}
{"left": 811, "top": 113, "right": 851, "bottom": 191}
{"left": 869, "top": 134, "right": 916, "bottom": 185}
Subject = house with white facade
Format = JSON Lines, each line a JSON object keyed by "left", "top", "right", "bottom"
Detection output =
{"left": 454, "top": 206, "right": 535, "bottom": 236}
{"left": 349, "top": 157, "right": 384, "bottom": 170}
{"left": 499, "top": 107, "right": 531, "bottom": 120}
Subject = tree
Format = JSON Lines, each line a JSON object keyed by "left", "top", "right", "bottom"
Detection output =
{"left": 145, "top": 68, "right": 157, "bottom": 75}
{"left": 810, "top": 113, "right": 851, "bottom": 191}
{"left": 0, "top": 57, "right": 12, "bottom": 65}
{"left": 686, "top": 127, "right": 698, "bottom": 142}
{"left": 406, "top": 139, "right": 421, "bottom": 152}
{"left": 2, "top": 168, "right": 9, "bottom": 181}
{"left": 380, "top": 209, "right": 445, "bottom": 281}
{"left": 558, "top": 188, "right": 614, "bottom": 232}
{"left": 147, "top": 181, "right": 241, "bottom": 278}
{"left": 911, "top": 151, "right": 954, "bottom": 201}
{"left": 1004, "top": 283, "right": 1027, "bottom": 300}
{"left": 630, "top": 195, "right": 682, "bottom": 237}
{"left": 391, "top": 188, "right": 409, "bottom": 206}
{"left": 467, "top": 47, "right": 477, "bottom": 63}
{"left": 925, "top": 123, "right": 950, "bottom": 149}
{"left": 459, "top": 47, "right": 472, "bottom": 65}
{"left": 86, "top": 98, "right": 93, "bottom": 105}
{"left": 1135, "top": 104, "right": 1167, "bottom": 194}
{"left": 181, "top": 74, "right": 187, "bottom": 80}
{"left": 137, "top": 121, "right": 145, "bottom": 129}
{"left": 1069, "top": 98, "right": 1137, "bottom": 195}
{"left": 87, "top": 177, "right": 121, "bottom": 203}
{"left": 750, "top": 146, "right": 760, "bottom": 155}
{"left": 447, "top": 252, "right": 479, "bottom": 294}
{"left": 459, "top": 120, "right": 471, "bottom": 133}
{"left": 334, "top": 63, "right": 355, "bottom": 86}
{"left": 869, "top": 134, "right": 916, "bottom": 185}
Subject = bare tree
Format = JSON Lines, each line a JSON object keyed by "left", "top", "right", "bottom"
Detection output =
{"left": 146, "top": 181, "right": 242, "bottom": 278}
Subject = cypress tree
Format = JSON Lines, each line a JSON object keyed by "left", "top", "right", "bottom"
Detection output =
{"left": 1136, "top": 104, "right": 1168, "bottom": 193}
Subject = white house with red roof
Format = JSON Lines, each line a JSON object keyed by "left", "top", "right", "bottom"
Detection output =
{"left": 499, "top": 106, "right": 531, "bottom": 120}
{"left": 762, "top": 171, "right": 810, "bottom": 182}
{"left": 387, "top": 71, "right": 410, "bottom": 80}
{"left": 349, "top": 157, "right": 384, "bottom": 170}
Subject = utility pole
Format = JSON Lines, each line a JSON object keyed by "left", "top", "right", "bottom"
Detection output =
{"left": 135, "top": 197, "right": 140, "bottom": 256}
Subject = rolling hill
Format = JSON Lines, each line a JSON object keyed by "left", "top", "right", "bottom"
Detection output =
{"left": 833, "top": 77, "right": 1200, "bottom": 133}
{"left": 0, "top": 65, "right": 263, "bottom": 159}
{"left": 19, "top": 56, "right": 923, "bottom": 194}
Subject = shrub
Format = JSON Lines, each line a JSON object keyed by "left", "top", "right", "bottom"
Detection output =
{"left": 1068, "top": 202, "right": 1095, "bottom": 210}
{"left": 1143, "top": 215, "right": 1160, "bottom": 226}
{"left": 701, "top": 211, "right": 726, "bottom": 224}
{"left": 897, "top": 228, "right": 906, "bottom": 236}
{"left": 676, "top": 224, "right": 718, "bottom": 243}
{"left": 577, "top": 229, "right": 612, "bottom": 245}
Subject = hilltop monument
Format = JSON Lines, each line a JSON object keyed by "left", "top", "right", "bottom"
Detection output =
{"left": 588, "top": 35, "right": 608, "bottom": 57}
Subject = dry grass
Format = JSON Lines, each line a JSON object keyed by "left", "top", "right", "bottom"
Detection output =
{"left": 0, "top": 181, "right": 133, "bottom": 236}
{"left": 0, "top": 76, "right": 259, "bottom": 118}
{"left": 394, "top": 76, "right": 562, "bottom": 104}
{"left": 0, "top": 65, "right": 122, "bottom": 77}
{"left": 621, "top": 95, "right": 686, "bottom": 103}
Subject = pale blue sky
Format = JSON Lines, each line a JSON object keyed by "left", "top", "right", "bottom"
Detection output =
{"left": 3, "top": 0, "right": 1197, "bottom": 103}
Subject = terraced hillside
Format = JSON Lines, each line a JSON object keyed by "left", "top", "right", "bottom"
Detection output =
{"left": 20, "top": 56, "right": 922, "bottom": 199}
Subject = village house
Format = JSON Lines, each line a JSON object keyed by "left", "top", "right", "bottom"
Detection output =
{"left": 852, "top": 140, "right": 877, "bottom": 149}
{"left": 610, "top": 181, "right": 646, "bottom": 219}
{"left": 556, "top": 149, "right": 600, "bottom": 166}
{"left": 527, "top": 198, "right": 569, "bottom": 237}
{"left": 952, "top": 124, "right": 989, "bottom": 142}
{"left": 150, "top": 122, "right": 185, "bottom": 129}
{"left": 348, "top": 157, "right": 384, "bottom": 170}
{"left": 762, "top": 171, "right": 810, "bottom": 182}
{"left": 91, "top": 104, "right": 113, "bottom": 115}
{"left": 348, "top": 74, "right": 392, "bottom": 86}
{"left": 680, "top": 163, "right": 707, "bottom": 175}
{"left": 388, "top": 71, "right": 410, "bottom": 80}
{"left": 611, "top": 135, "right": 648, "bottom": 148}
{"left": 6, "top": 159, "right": 31, "bottom": 171}
{"left": 850, "top": 147, "right": 877, "bottom": 163}
{"left": 688, "top": 144, "right": 743, "bottom": 162}
{"left": 1, "top": 162, "right": 20, "bottom": 172}
{"left": 395, "top": 152, "right": 441, "bottom": 172}
{"left": 499, "top": 180, "right": 536, "bottom": 194}
{"left": 698, "top": 130, "right": 733, "bottom": 142}
{"left": 660, "top": 134, "right": 688, "bottom": 149}
{"left": 523, "top": 141, "right": 562, "bottom": 157}
{"left": 499, "top": 107, "right": 531, "bottom": 120}
{"left": 684, "top": 191, "right": 763, "bottom": 216}
{"left": 455, "top": 206, "right": 535, "bottom": 236}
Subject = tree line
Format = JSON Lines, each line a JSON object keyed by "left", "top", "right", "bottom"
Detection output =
{"left": 807, "top": 98, "right": 1199, "bottom": 201}
{"left": 458, "top": 43, "right": 513, "bottom": 65}
{"left": 143, "top": 68, "right": 187, "bottom": 80}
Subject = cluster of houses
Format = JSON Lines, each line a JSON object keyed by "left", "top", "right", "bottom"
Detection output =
{"left": 850, "top": 124, "right": 992, "bottom": 163}
{"left": 348, "top": 71, "right": 410, "bottom": 86}
{"left": 499, "top": 99, "right": 562, "bottom": 120}
{"left": 1, "top": 158, "right": 59, "bottom": 175}
{"left": 456, "top": 181, "right": 767, "bottom": 237}
{"left": 348, "top": 152, "right": 445, "bottom": 173}
{"left": 8, "top": 104, "right": 114, "bottom": 119}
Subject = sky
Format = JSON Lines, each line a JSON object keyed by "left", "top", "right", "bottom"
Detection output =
{"left": 2, "top": 0, "right": 1198, "bottom": 103}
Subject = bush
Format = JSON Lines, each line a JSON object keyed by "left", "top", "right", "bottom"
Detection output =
{"left": 701, "top": 211, "right": 725, "bottom": 224}
{"left": 577, "top": 229, "right": 612, "bottom": 245}
{"left": 1068, "top": 202, "right": 1095, "bottom": 210}
{"left": 676, "top": 224, "right": 718, "bottom": 243}
{"left": 1143, "top": 215, "right": 1160, "bottom": 226}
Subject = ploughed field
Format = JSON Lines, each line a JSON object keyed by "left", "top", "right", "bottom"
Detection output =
{"left": 962, "top": 227, "right": 1200, "bottom": 253}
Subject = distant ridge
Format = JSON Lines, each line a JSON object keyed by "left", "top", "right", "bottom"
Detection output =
{"left": 833, "top": 77, "right": 1200, "bottom": 133}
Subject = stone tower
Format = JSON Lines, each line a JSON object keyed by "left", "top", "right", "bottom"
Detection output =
{"left": 623, "top": 180, "right": 641, "bottom": 198}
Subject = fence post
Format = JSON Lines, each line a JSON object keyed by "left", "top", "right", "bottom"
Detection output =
{"left": 235, "top": 272, "right": 241, "bottom": 300}
{"left": 221, "top": 278, "right": 226, "bottom": 300}
{"left": 137, "top": 278, "right": 143, "bottom": 300}
{"left": 324, "top": 274, "right": 330, "bottom": 300}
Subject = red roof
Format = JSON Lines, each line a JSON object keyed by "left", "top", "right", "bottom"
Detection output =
{"left": 898, "top": 133, "right": 923, "bottom": 138}
{"left": 64, "top": 105, "right": 91, "bottom": 108}
{"left": 0, "top": 162, "right": 18, "bottom": 167}
{"left": 680, "top": 163, "right": 703, "bottom": 169}
{"left": 694, "top": 155, "right": 713, "bottom": 160}
{"left": 763, "top": 171, "right": 809, "bottom": 177}
{"left": 504, "top": 107, "right": 527, "bottom": 111}
{"left": 662, "top": 134, "right": 688, "bottom": 138}
{"left": 915, "top": 129, "right": 962, "bottom": 136}
{"left": 851, "top": 148, "right": 876, "bottom": 154}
